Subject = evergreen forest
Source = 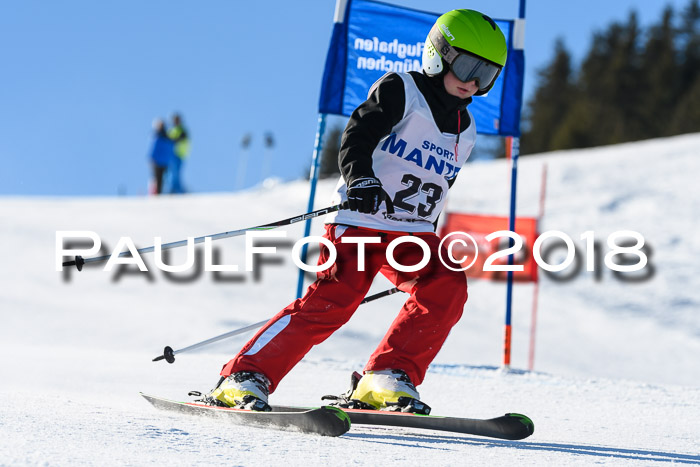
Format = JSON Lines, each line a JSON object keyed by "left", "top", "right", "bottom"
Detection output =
{"left": 522, "top": 0, "right": 700, "bottom": 154}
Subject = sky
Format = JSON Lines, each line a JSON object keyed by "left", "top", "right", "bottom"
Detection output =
{"left": 0, "top": 0, "right": 692, "bottom": 197}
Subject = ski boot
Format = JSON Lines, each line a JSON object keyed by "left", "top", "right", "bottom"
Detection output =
{"left": 322, "top": 370, "right": 431, "bottom": 414}
{"left": 199, "top": 371, "right": 272, "bottom": 412}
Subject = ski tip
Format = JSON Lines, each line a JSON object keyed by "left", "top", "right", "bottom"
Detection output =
{"left": 505, "top": 413, "right": 535, "bottom": 439}
{"left": 321, "top": 406, "right": 352, "bottom": 432}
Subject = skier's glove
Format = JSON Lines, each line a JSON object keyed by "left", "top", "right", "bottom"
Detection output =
{"left": 346, "top": 177, "right": 385, "bottom": 214}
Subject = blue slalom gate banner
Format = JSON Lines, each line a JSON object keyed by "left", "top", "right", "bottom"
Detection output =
{"left": 319, "top": 0, "right": 525, "bottom": 136}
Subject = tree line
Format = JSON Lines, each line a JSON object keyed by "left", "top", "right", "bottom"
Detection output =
{"left": 522, "top": 0, "right": 700, "bottom": 154}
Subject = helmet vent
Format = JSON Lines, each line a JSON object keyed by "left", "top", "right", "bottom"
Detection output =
{"left": 481, "top": 14, "right": 497, "bottom": 31}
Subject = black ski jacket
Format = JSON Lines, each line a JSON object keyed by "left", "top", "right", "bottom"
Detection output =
{"left": 339, "top": 71, "right": 472, "bottom": 187}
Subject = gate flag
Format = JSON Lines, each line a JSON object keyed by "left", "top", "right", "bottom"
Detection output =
{"left": 439, "top": 213, "right": 539, "bottom": 282}
{"left": 319, "top": 0, "right": 525, "bottom": 136}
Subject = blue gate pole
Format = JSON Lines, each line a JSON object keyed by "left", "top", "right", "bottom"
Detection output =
{"left": 295, "top": 113, "right": 327, "bottom": 299}
{"left": 503, "top": 0, "right": 526, "bottom": 369}
{"left": 503, "top": 136, "right": 520, "bottom": 369}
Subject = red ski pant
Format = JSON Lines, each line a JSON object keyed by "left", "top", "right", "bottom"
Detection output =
{"left": 220, "top": 225, "right": 468, "bottom": 393}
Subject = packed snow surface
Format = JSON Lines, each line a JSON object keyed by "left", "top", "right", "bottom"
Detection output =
{"left": 1, "top": 134, "right": 699, "bottom": 465}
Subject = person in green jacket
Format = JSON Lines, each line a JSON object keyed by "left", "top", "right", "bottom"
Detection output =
{"left": 168, "top": 113, "right": 190, "bottom": 194}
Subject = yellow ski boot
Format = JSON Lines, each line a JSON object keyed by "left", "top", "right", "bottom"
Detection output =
{"left": 207, "top": 371, "right": 271, "bottom": 411}
{"left": 323, "top": 370, "right": 431, "bottom": 414}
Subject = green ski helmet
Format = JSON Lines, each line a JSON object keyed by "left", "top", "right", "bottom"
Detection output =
{"left": 422, "top": 9, "right": 508, "bottom": 95}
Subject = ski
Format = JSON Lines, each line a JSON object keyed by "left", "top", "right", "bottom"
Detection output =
{"left": 272, "top": 405, "right": 534, "bottom": 440}
{"left": 140, "top": 393, "right": 351, "bottom": 437}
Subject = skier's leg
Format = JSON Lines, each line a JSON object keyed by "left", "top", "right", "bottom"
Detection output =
{"left": 366, "top": 233, "right": 468, "bottom": 386}
{"left": 219, "top": 225, "right": 384, "bottom": 393}
{"left": 154, "top": 165, "right": 166, "bottom": 195}
{"left": 170, "top": 157, "right": 183, "bottom": 194}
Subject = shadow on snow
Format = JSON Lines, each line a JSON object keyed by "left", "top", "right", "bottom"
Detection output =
{"left": 343, "top": 429, "right": 700, "bottom": 464}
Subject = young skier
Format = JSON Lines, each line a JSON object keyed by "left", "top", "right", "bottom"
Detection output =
{"left": 206, "top": 9, "right": 508, "bottom": 412}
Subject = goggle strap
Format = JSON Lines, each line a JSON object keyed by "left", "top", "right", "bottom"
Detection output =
{"left": 429, "top": 25, "right": 460, "bottom": 65}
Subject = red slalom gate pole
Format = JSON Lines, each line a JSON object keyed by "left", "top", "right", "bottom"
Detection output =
{"left": 528, "top": 163, "right": 548, "bottom": 371}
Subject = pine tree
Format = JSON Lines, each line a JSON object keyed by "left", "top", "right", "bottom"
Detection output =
{"left": 669, "top": 0, "right": 700, "bottom": 134}
{"left": 577, "top": 13, "right": 643, "bottom": 145}
{"left": 521, "top": 38, "right": 575, "bottom": 154}
{"left": 611, "top": 12, "right": 645, "bottom": 142}
{"left": 679, "top": 0, "right": 700, "bottom": 89}
{"left": 639, "top": 6, "right": 679, "bottom": 136}
{"left": 669, "top": 74, "right": 700, "bottom": 133}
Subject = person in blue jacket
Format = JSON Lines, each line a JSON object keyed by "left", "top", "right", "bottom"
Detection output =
{"left": 149, "top": 118, "right": 174, "bottom": 195}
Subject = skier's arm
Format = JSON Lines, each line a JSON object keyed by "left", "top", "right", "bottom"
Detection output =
{"left": 339, "top": 73, "right": 406, "bottom": 186}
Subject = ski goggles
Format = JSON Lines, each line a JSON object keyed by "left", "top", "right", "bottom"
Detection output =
{"left": 429, "top": 26, "right": 502, "bottom": 90}
{"left": 450, "top": 53, "right": 502, "bottom": 90}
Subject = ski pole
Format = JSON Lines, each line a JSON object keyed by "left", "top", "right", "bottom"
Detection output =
{"left": 62, "top": 203, "right": 346, "bottom": 271}
{"left": 152, "top": 286, "right": 404, "bottom": 363}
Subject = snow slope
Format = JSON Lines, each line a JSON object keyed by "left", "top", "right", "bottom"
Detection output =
{"left": 1, "top": 133, "right": 699, "bottom": 465}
